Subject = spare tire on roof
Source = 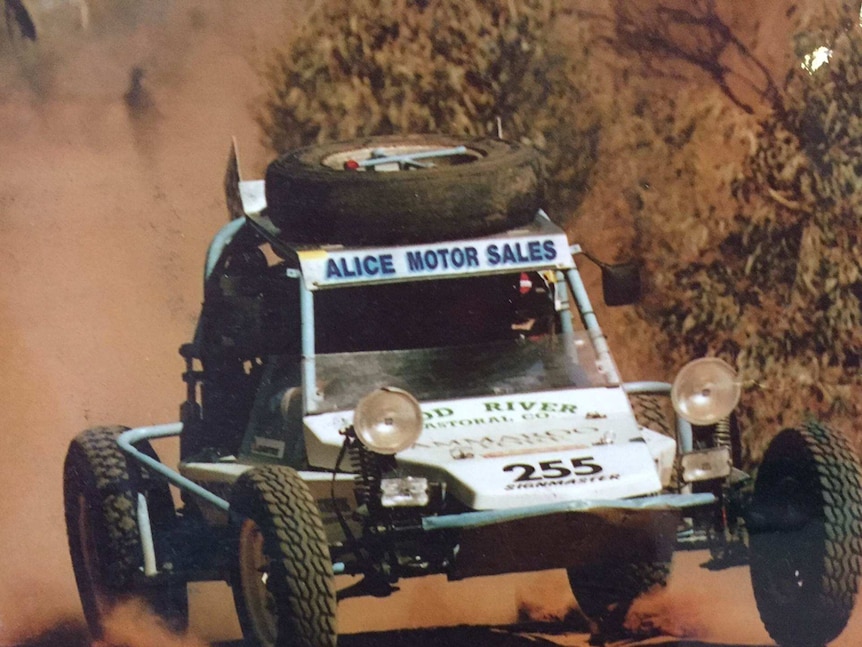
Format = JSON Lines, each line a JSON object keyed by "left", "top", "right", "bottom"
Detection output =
{"left": 264, "top": 134, "right": 545, "bottom": 245}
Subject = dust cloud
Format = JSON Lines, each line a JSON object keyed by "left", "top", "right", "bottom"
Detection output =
{"left": 11, "top": 601, "right": 209, "bottom": 647}
{"left": 0, "top": 1, "right": 296, "bottom": 642}
{"left": 94, "top": 601, "right": 210, "bottom": 647}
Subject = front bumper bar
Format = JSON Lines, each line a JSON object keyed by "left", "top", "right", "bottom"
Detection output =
{"left": 119, "top": 423, "right": 715, "bottom": 580}
{"left": 422, "top": 493, "right": 714, "bottom": 531}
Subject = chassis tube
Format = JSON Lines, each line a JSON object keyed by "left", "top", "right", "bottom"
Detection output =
{"left": 118, "top": 423, "right": 229, "bottom": 579}
{"left": 136, "top": 492, "right": 158, "bottom": 576}
{"left": 563, "top": 260, "right": 621, "bottom": 385}
{"left": 121, "top": 424, "right": 347, "bottom": 578}
{"left": 204, "top": 217, "right": 247, "bottom": 285}
{"left": 554, "top": 270, "right": 575, "bottom": 335}
{"left": 422, "top": 492, "right": 715, "bottom": 531}
{"left": 193, "top": 217, "right": 249, "bottom": 349}
{"left": 118, "top": 424, "right": 230, "bottom": 512}
{"left": 299, "top": 277, "right": 317, "bottom": 412}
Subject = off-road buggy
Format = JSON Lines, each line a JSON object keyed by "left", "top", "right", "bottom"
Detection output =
{"left": 64, "top": 135, "right": 862, "bottom": 647}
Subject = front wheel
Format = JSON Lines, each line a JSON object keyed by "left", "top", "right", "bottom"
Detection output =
{"left": 748, "top": 420, "right": 862, "bottom": 647}
{"left": 230, "top": 465, "right": 336, "bottom": 647}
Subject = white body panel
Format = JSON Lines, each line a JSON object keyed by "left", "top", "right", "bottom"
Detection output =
{"left": 304, "top": 387, "right": 668, "bottom": 510}
{"left": 296, "top": 217, "right": 574, "bottom": 290}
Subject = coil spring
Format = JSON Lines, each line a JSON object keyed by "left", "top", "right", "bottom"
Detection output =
{"left": 350, "top": 440, "right": 381, "bottom": 508}
{"left": 714, "top": 416, "right": 732, "bottom": 449}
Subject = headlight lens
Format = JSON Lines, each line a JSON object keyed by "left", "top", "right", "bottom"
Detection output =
{"left": 353, "top": 387, "right": 423, "bottom": 454}
{"left": 671, "top": 358, "right": 741, "bottom": 425}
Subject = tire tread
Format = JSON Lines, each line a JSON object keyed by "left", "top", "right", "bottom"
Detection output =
{"left": 231, "top": 465, "right": 336, "bottom": 647}
{"left": 750, "top": 420, "right": 862, "bottom": 647}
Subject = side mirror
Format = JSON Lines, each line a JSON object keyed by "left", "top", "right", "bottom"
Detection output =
{"left": 601, "top": 262, "right": 641, "bottom": 306}
{"left": 580, "top": 249, "right": 642, "bottom": 306}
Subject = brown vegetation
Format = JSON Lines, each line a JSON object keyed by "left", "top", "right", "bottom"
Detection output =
{"left": 620, "top": 2, "right": 862, "bottom": 460}
{"left": 256, "top": 0, "right": 599, "bottom": 210}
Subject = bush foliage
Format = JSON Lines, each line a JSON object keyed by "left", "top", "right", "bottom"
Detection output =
{"left": 620, "top": 4, "right": 862, "bottom": 460}
{"left": 256, "top": 0, "right": 598, "bottom": 210}
{"left": 724, "top": 19, "right": 860, "bottom": 457}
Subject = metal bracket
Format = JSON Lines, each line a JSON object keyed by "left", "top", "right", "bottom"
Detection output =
{"left": 357, "top": 146, "right": 467, "bottom": 169}
{"left": 117, "top": 424, "right": 231, "bottom": 578}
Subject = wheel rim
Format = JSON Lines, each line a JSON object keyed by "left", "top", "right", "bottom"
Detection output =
{"left": 758, "top": 536, "right": 811, "bottom": 605}
{"left": 238, "top": 518, "right": 278, "bottom": 647}
{"left": 752, "top": 472, "right": 819, "bottom": 610}
{"left": 321, "top": 144, "right": 483, "bottom": 171}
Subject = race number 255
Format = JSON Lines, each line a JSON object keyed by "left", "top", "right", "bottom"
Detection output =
{"left": 502, "top": 456, "right": 602, "bottom": 482}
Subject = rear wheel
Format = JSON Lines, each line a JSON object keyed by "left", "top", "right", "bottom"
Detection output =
{"left": 264, "top": 134, "right": 545, "bottom": 245}
{"left": 230, "top": 465, "right": 336, "bottom": 647}
{"left": 568, "top": 559, "right": 669, "bottom": 643}
{"left": 63, "top": 426, "right": 187, "bottom": 638}
{"left": 748, "top": 421, "right": 862, "bottom": 647}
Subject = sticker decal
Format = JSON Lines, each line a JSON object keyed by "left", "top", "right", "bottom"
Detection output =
{"left": 501, "top": 457, "right": 620, "bottom": 491}
{"left": 251, "top": 436, "right": 286, "bottom": 459}
{"left": 297, "top": 219, "right": 573, "bottom": 289}
{"left": 504, "top": 473, "right": 620, "bottom": 491}
{"left": 412, "top": 428, "right": 594, "bottom": 451}
{"left": 417, "top": 400, "right": 584, "bottom": 432}
{"left": 502, "top": 456, "right": 603, "bottom": 482}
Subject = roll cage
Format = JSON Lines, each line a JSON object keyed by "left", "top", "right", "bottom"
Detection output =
{"left": 197, "top": 212, "right": 622, "bottom": 417}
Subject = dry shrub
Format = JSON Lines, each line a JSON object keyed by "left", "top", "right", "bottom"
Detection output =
{"left": 729, "top": 8, "right": 862, "bottom": 458}
{"left": 571, "top": 1, "right": 861, "bottom": 463}
{"left": 256, "top": 0, "right": 599, "bottom": 211}
{"left": 634, "top": 4, "right": 862, "bottom": 461}
{"left": 566, "top": 72, "right": 758, "bottom": 382}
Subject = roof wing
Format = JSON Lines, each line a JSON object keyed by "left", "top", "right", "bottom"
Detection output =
{"left": 224, "top": 138, "right": 267, "bottom": 220}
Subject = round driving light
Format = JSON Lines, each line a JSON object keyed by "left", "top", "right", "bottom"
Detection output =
{"left": 671, "top": 358, "right": 741, "bottom": 425}
{"left": 353, "top": 387, "right": 423, "bottom": 454}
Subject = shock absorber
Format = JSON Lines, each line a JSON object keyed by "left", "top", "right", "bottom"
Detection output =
{"left": 350, "top": 440, "right": 383, "bottom": 509}
{"left": 708, "top": 415, "right": 748, "bottom": 565}
{"left": 713, "top": 416, "right": 732, "bottom": 451}
{"left": 348, "top": 439, "right": 405, "bottom": 583}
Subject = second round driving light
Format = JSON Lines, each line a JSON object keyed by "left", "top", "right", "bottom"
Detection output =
{"left": 671, "top": 357, "right": 742, "bottom": 426}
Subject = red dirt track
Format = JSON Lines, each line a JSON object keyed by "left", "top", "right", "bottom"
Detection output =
{"left": 2, "top": 2, "right": 862, "bottom": 646}
{"left": 0, "top": 1, "right": 293, "bottom": 640}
